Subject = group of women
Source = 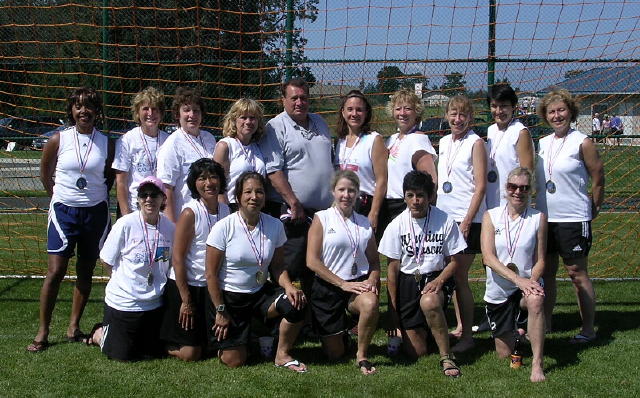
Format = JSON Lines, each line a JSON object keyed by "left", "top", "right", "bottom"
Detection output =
{"left": 27, "top": 83, "right": 604, "bottom": 382}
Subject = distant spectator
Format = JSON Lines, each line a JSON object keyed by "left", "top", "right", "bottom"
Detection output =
{"left": 610, "top": 114, "right": 624, "bottom": 146}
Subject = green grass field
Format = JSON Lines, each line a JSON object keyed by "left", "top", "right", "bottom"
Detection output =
{"left": 1, "top": 278, "right": 638, "bottom": 397}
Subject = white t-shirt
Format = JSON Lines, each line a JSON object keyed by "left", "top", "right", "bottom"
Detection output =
{"left": 52, "top": 127, "right": 109, "bottom": 207}
{"left": 334, "top": 132, "right": 381, "bottom": 196}
{"left": 484, "top": 206, "right": 542, "bottom": 304}
{"left": 378, "top": 207, "right": 467, "bottom": 275}
{"left": 386, "top": 132, "right": 437, "bottom": 199}
{"left": 535, "top": 130, "right": 592, "bottom": 222}
{"left": 207, "top": 212, "right": 287, "bottom": 294}
{"left": 168, "top": 199, "right": 230, "bottom": 287}
{"left": 218, "top": 137, "right": 266, "bottom": 204}
{"left": 316, "top": 208, "right": 373, "bottom": 280}
{"left": 436, "top": 131, "right": 486, "bottom": 223}
{"left": 156, "top": 128, "right": 216, "bottom": 217}
{"left": 485, "top": 120, "right": 529, "bottom": 209}
{"left": 100, "top": 211, "right": 175, "bottom": 312}
{"left": 112, "top": 127, "right": 169, "bottom": 210}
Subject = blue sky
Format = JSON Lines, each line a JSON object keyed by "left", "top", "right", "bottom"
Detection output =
{"left": 296, "top": 0, "right": 640, "bottom": 92}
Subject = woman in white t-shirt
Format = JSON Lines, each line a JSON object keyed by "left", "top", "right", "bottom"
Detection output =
{"left": 485, "top": 84, "right": 534, "bottom": 210}
{"left": 535, "top": 89, "right": 604, "bottom": 344}
{"left": 157, "top": 87, "right": 217, "bottom": 222}
{"left": 307, "top": 170, "right": 380, "bottom": 375}
{"left": 436, "top": 95, "right": 487, "bottom": 353}
{"left": 85, "top": 176, "right": 175, "bottom": 361}
{"left": 213, "top": 98, "right": 266, "bottom": 211}
{"left": 206, "top": 172, "right": 307, "bottom": 371}
{"left": 28, "top": 87, "right": 113, "bottom": 353}
{"left": 333, "top": 90, "right": 388, "bottom": 235}
{"left": 160, "top": 158, "right": 230, "bottom": 361}
{"left": 481, "top": 167, "right": 547, "bottom": 383}
{"left": 382, "top": 88, "right": 437, "bottom": 229}
{"left": 113, "top": 87, "right": 169, "bottom": 215}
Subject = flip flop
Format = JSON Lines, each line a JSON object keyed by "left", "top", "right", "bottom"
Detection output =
{"left": 66, "top": 330, "right": 88, "bottom": 343}
{"left": 26, "top": 340, "right": 49, "bottom": 353}
{"left": 85, "top": 323, "right": 105, "bottom": 346}
{"left": 275, "top": 359, "right": 307, "bottom": 373}
{"left": 569, "top": 333, "right": 596, "bottom": 345}
{"left": 357, "top": 359, "right": 377, "bottom": 375}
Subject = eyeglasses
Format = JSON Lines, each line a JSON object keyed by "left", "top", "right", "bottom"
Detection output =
{"left": 138, "top": 192, "right": 161, "bottom": 199}
{"left": 506, "top": 183, "right": 530, "bottom": 193}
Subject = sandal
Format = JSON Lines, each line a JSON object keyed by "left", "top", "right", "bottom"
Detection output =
{"left": 85, "top": 323, "right": 105, "bottom": 346}
{"left": 275, "top": 359, "right": 307, "bottom": 373}
{"left": 66, "top": 330, "right": 88, "bottom": 343}
{"left": 440, "top": 354, "right": 462, "bottom": 378}
{"left": 357, "top": 359, "right": 377, "bottom": 375}
{"left": 569, "top": 333, "right": 596, "bottom": 345}
{"left": 26, "top": 340, "right": 49, "bottom": 353}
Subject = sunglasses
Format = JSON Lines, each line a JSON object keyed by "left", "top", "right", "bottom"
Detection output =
{"left": 138, "top": 192, "right": 161, "bottom": 199}
{"left": 506, "top": 183, "right": 530, "bottom": 192}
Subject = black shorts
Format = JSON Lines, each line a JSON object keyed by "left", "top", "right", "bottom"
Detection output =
{"left": 101, "top": 304, "right": 164, "bottom": 361}
{"left": 354, "top": 193, "right": 373, "bottom": 218}
{"left": 485, "top": 290, "right": 525, "bottom": 338}
{"left": 378, "top": 198, "right": 406, "bottom": 242}
{"left": 310, "top": 275, "right": 369, "bottom": 336}
{"left": 208, "top": 282, "right": 304, "bottom": 351}
{"left": 547, "top": 221, "right": 592, "bottom": 259}
{"left": 159, "top": 279, "right": 209, "bottom": 347}
{"left": 263, "top": 201, "right": 316, "bottom": 283}
{"left": 458, "top": 222, "right": 481, "bottom": 254}
{"left": 396, "top": 271, "right": 455, "bottom": 330}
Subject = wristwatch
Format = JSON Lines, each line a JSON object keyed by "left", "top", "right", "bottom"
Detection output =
{"left": 216, "top": 304, "right": 226, "bottom": 313}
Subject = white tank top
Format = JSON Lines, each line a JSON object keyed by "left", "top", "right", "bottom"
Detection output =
{"left": 168, "top": 199, "right": 230, "bottom": 286}
{"left": 436, "top": 130, "right": 486, "bottom": 223}
{"left": 316, "top": 208, "right": 373, "bottom": 280}
{"left": 486, "top": 120, "right": 529, "bottom": 209}
{"left": 484, "top": 206, "right": 541, "bottom": 304}
{"left": 52, "top": 127, "right": 108, "bottom": 207}
{"left": 219, "top": 137, "right": 266, "bottom": 203}
{"left": 535, "top": 130, "right": 591, "bottom": 222}
{"left": 334, "top": 132, "right": 380, "bottom": 196}
{"left": 386, "top": 132, "right": 436, "bottom": 199}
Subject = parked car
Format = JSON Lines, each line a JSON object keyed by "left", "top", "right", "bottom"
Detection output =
{"left": 0, "top": 115, "right": 64, "bottom": 149}
{"left": 31, "top": 125, "right": 66, "bottom": 150}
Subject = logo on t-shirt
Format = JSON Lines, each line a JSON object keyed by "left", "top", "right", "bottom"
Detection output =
{"left": 400, "top": 232, "right": 445, "bottom": 257}
{"left": 327, "top": 228, "right": 336, "bottom": 234}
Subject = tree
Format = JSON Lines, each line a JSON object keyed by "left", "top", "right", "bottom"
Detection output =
{"left": 440, "top": 72, "right": 467, "bottom": 95}
{"left": 376, "top": 66, "right": 404, "bottom": 94}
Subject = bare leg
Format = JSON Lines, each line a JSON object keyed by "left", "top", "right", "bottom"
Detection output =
{"left": 422, "top": 292, "right": 460, "bottom": 377}
{"left": 451, "top": 253, "right": 475, "bottom": 353}
{"left": 524, "top": 294, "right": 546, "bottom": 382}
{"left": 348, "top": 292, "right": 379, "bottom": 374}
{"left": 167, "top": 345, "right": 202, "bottom": 361}
{"left": 450, "top": 291, "right": 462, "bottom": 338}
{"left": 33, "top": 254, "right": 71, "bottom": 343}
{"left": 219, "top": 346, "right": 247, "bottom": 368}
{"left": 401, "top": 328, "right": 428, "bottom": 359}
{"left": 542, "top": 254, "right": 559, "bottom": 332}
{"left": 564, "top": 257, "right": 596, "bottom": 337}
{"left": 274, "top": 318, "right": 306, "bottom": 371}
{"left": 67, "top": 256, "right": 96, "bottom": 338}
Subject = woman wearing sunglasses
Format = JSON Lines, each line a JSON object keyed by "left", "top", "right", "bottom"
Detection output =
{"left": 480, "top": 167, "right": 547, "bottom": 382}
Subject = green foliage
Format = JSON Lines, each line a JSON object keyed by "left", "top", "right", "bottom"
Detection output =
{"left": 440, "top": 72, "right": 467, "bottom": 95}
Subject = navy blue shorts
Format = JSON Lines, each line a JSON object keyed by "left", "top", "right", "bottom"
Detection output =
{"left": 47, "top": 201, "right": 110, "bottom": 259}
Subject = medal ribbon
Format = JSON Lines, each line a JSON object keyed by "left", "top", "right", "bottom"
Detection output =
{"left": 407, "top": 207, "right": 431, "bottom": 271}
{"left": 139, "top": 128, "right": 160, "bottom": 172}
{"left": 388, "top": 126, "right": 417, "bottom": 161}
{"left": 546, "top": 132, "right": 568, "bottom": 182}
{"left": 445, "top": 132, "right": 466, "bottom": 180}
{"left": 139, "top": 212, "right": 160, "bottom": 268}
{"left": 333, "top": 207, "right": 360, "bottom": 270}
{"left": 235, "top": 138, "right": 256, "bottom": 170}
{"left": 181, "top": 128, "right": 208, "bottom": 158}
{"left": 237, "top": 213, "right": 264, "bottom": 270}
{"left": 489, "top": 122, "right": 511, "bottom": 165}
{"left": 503, "top": 205, "right": 527, "bottom": 263}
{"left": 197, "top": 199, "right": 219, "bottom": 233}
{"left": 73, "top": 127, "right": 95, "bottom": 175}
{"left": 339, "top": 134, "right": 361, "bottom": 170}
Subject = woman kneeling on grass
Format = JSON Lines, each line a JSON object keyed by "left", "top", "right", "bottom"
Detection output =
{"left": 205, "top": 172, "right": 307, "bottom": 371}
{"left": 379, "top": 171, "right": 466, "bottom": 378}
{"left": 481, "top": 167, "right": 547, "bottom": 382}
{"left": 306, "top": 170, "right": 381, "bottom": 375}
{"left": 85, "top": 176, "right": 175, "bottom": 360}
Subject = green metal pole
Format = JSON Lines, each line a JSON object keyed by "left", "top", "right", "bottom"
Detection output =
{"left": 285, "top": 0, "right": 294, "bottom": 81}
{"left": 102, "top": 0, "right": 109, "bottom": 132}
{"left": 488, "top": 0, "right": 496, "bottom": 88}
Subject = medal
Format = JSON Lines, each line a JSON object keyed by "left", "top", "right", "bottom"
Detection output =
{"left": 504, "top": 205, "right": 527, "bottom": 275}
{"left": 238, "top": 213, "right": 266, "bottom": 285}
{"left": 75, "top": 176, "right": 87, "bottom": 189}
{"left": 443, "top": 181, "right": 453, "bottom": 193}
{"left": 181, "top": 128, "right": 209, "bottom": 158}
{"left": 334, "top": 207, "right": 361, "bottom": 277}
{"left": 256, "top": 270, "right": 266, "bottom": 284}
{"left": 414, "top": 269, "right": 421, "bottom": 283}
{"left": 139, "top": 213, "right": 160, "bottom": 288}
{"left": 506, "top": 263, "right": 519, "bottom": 275}
{"left": 147, "top": 272, "right": 154, "bottom": 286}
{"left": 408, "top": 207, "right": 431, "bottom": 286}
{"left": 487, "top": 170, "right": 498, "bottom": 183}
{"left": 545, "top": 180, "right": 556, "bottom": 194}
{"left": 140, "top": 129, "right": 161, "bottom": 173}
{"left": 351, "top": 262, "right": 358, "bottom": 276}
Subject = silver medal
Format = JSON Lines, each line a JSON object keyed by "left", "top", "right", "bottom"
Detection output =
{"left": 545, "top": 180, "right": 556, "bottom": 194}
{"left": 76, "top": 177, "right": 87, "bottom": 189}
{"left": 443, "top": 181, "right": 453, "bottom": 193}
{"left": 487, "top": 170, "right": 497, "bottom": 183}
{"left": 351, "top": 262, "right": 357, "bottom": 276}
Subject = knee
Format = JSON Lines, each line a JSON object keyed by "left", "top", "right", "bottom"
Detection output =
{"left": 175, "top": 346, "right": 201, "bottom": 362}
{"left": 220, "top": 350, "right": 246, "bottom": 368}
{"left": 358, "top": 293, "right": 380, "bottom": 315}
{"left": 525, "top": 296, "right": 544, "bottom": 314}
{"left": 420, "top": 294, "right": 441, "bottom": 314}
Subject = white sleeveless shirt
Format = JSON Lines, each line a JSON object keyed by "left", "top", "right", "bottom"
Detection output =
{"left": 316, "top": 208, "right": 373, "bottom": 280}
{"left": 52, "top": 127, "right": 108, "bottom": 207}
{"left": 436, "top": 130, "right": 486, "bottom": 223}
{"left": 168, "top": 199, "right": 230, "bottom": 287}
{"left": 334, "top": 132, "right": 380, "bottom": 196}
{"left": 218, "top": 137, "right": 266, "bottom": 203}
{"left": 484, "top": 206, "right": 542, "bottom": 304}
{"left": 386, "top": 132, "right": 436, "bottom": 199}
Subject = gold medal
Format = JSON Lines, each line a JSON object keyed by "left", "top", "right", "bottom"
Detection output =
{"left": 414, "top": 269, "right": 421, "bottom": 283}
{"left": 506, "top": 263, "right": 519, "bottom": 275}
{"left": 256, "top": 270, "right": 266, "bottom": 285}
